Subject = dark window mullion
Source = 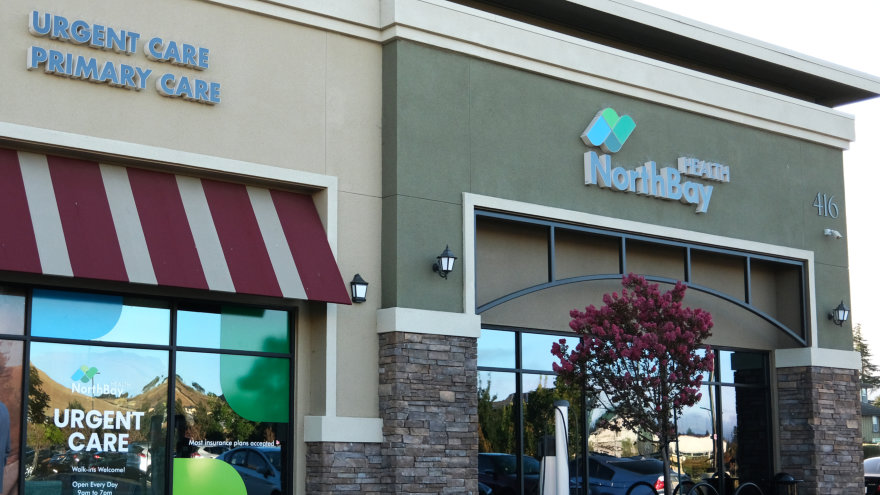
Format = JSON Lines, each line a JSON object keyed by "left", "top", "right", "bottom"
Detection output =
{"left": 684, "top": 247, "right": 692, "bottom": 283}
{"left": 166, "top": 301, "right": 179, "bottom": 495}
{"left": 19, "top": 287, "right": 34, "bottom": 489}
{"left": 514, "top": 331, "right": 526, "bottom": 495}
{"left": 549, "top": 226, "right": 556, "bottom": 283}
{"left": 744, "top": 257, "right": 752, "bottom": 305}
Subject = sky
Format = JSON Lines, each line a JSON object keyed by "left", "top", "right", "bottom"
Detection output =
{"left": 633, "top": 0, "right": 880, "bottom": 362}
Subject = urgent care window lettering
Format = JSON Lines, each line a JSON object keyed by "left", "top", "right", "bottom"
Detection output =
{"left": 5, "top": 287, "right": 293, "bottom": 495}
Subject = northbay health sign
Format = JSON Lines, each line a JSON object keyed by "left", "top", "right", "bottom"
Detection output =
{"left": 581, "top": 108, "right": 730, "bottom": 214}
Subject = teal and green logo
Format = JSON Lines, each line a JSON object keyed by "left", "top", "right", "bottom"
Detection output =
{"left": 581, "top": 108, "right": 636, "bottom": 153}
{"left": 71, "top": 365, "right": 99, "bottom": 383}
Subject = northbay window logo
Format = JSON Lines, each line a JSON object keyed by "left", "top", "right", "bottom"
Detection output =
{"left": 580, "top": 108, "right": 729, "bottom": 214}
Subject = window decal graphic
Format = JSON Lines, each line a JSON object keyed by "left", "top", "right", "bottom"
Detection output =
{"left": 70, "top": 365, "right": 99, "bottom": 383}
{"left": 31, "top": 290, "right": 123, "bottom": 340}
{"left": 173, "top": 458, "right": 247, "bottom": 495}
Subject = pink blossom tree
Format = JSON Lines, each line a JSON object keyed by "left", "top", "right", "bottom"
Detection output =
{"left": 552, "top": 274, "right": 714, "bottom": 495}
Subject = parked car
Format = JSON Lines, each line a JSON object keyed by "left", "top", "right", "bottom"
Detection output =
{"left": 26, "top": 448, "right": 66, "bottom": 478}
{"left": 865, "top": 456, "right": 880, "bottom": 494}
{"left": 478, "top": 453, "right": 540, "bottom": 495}
{"left": 569, "top": 453, "right": 690, "bottom": 495}
{"left": 46, "top": 450, "right": 87, "bottom": 474}
{"left": 190, "top": 444, "right": 228, "bottom": 459}
{"left": 126, "top": 442, "right": 152, "bottom": 479}
{"left": 217, "top": 447, "right": 282, "bottom": 495}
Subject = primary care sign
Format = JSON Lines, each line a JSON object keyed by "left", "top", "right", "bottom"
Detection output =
{"left": 581, "top": 108, "right": 729, "bottom": 214}
{"left": 26, "top": 11, "right": 221, "bottom": 104}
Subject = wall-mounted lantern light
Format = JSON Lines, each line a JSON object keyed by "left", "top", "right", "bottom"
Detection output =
{"left": 828, "top": 300, "right": 850, "bottom": 326}
{"left": 350, "top": 274, "right": 368, "bottom": 303}
{"left": 432, "top": 245, "right": 457, "bottom": 279}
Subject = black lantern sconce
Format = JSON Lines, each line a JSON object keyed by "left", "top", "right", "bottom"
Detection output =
{"left": 350, "top": 274, "right": 368, "bottom": 303}
{"left": 432, "top": 245, "right": 457, "bottom": 279}
{"left": 828, "top": 300, "right": 850, "bottom": 326}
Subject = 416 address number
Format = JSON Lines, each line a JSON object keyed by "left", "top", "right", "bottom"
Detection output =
{"left": 813, "top": 193, "right": 839, "bottom": 218}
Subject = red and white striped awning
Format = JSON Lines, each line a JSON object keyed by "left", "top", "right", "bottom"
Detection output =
{"left": 0, "top": 147, "right": 350, "bottom": 304}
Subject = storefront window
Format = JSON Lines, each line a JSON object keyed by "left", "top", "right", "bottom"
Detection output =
{"left": 31, "top": 290, "right": 170, "bottom": 346}
{"left": 173, "top": 349, "right": 288, "bottom": 495}
{"left": 0, "top": 288, "right": 26, "bottom": 335}
{"left": 476, "top": 330, "right": 515, "bottom": 369}
{"left": 5, "top": 288, "right": 293, "bottom": 495}
{"left": 478, "top": 370, "right": 519, "bottom": 493}
{"left": 477, "top": 328, "right": 772, "bottom": 495}
{"left": 477, "top": 331, "right": 580, "bottom": 495}
{"left": 1, "top": 287, "right": 26, "bottom": 495}
{"left": 26, "top": 342, "right": 169, "bottom": 495}
{"left": 1, "top": 339, "right": 24, "bottom": 495}
{"left": 176, "top": 307, "right": 289, "bottom": 353}
{"left": 520, "top": 334, "right": 560, "bottom": 372}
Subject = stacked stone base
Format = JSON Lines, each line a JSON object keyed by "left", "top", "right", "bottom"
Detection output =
{"left": 305, "top": 442, "right": 387, "bottom": 494}
{"left": 308, "top": 344, "right": 864, "bottom": 495}
{"left": 777, "top": 366, "right": 863, "bottom": 494}
{"left": 307, "top": 331, "right": 479, "bottom": 494}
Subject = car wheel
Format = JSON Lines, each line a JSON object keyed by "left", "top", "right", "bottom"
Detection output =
{"left": 673, "top": 481, "right": 695, "bottom": 495}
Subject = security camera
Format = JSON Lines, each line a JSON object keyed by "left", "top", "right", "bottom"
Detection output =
{"left": 824, "top": 228, "right": 843, "bottom": 239}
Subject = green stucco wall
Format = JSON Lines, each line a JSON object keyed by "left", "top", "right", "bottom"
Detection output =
{"left": 382, "top": 40, "right": 850, "bottom": 349}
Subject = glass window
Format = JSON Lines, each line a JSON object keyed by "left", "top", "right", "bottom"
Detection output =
{"left": 521, "top": 334, "right": 562, "bottom": 372}
{"left": 671, "top": 385, "right": 716, "bottom": 480}
{"left": 0, "top": 287, "right": 26, "bottom": 335}
{"left": 727, "top": 351, "right": 766, "bottom": 386}
{"left": 174, "top": 351, "right": 289, "bottom": 452}
{"left": 12, "top": 289, "right": 294, "bottom": 495}
{"left": 1, "top": 339, "right": 23, "bottom": 493}
{"left": 477, "top": 329, "right": 515, "bottom": 369}
{"left": 478, "top": 329, "right": 773, "bottom": 495}
{"left": 25, "top": 342, "right": 169, "bottom": 494}
{"left": 177, "top": 307, "right": 289, "bottom": 353}
{"left": 478, "top": 370, "right": 516, "bottom": 455}
{"left": 174, "top": 339, "right": 290, "bottom": 495}
{"left": 31, "top": 290, "right": 170, "bottom": 346}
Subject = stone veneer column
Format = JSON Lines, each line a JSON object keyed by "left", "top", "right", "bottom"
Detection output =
{"left": 776, "top": 366, "right": 863, "bottom": 494}
{"left": 305, "top": 442, "right": 387, "bottom": 494}
{"left": 378, "top": 331, "right": 479, "bottom": 494}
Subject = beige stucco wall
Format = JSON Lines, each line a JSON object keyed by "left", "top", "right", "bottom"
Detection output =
{"left": 4, "top": 1, "right": 372, "bottom": 171}
{"left": 3, "top": 0, "right": 384, "bottom": 490}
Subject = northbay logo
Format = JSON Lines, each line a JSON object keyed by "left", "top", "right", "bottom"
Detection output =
{"left": 580, "top": 108, "right": 729, "bottom": 214}
{"left": 70, "top": 365, "right": 130, "bottom": 397}
{"left": 72, "top": 365, "right": 98, "bottom": 383}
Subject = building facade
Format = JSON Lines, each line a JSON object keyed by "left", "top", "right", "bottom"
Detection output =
{"left": 1, "top": 1, "right": 878, "bottom": 494}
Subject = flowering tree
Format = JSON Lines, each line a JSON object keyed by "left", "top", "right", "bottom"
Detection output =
{"left": 552, "top": 274, "right": 714, "bottom": 495}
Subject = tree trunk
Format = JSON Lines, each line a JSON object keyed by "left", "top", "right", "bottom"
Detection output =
{"left": 661, "top": 438, "right": 672, "bottom": 495}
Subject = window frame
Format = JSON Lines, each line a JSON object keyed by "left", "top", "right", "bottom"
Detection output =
{"left": 0, "top": 283, "right": 297, "bottom": 495}
{"left": 477, "top": 325, "right": 774, "bottom": 494}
